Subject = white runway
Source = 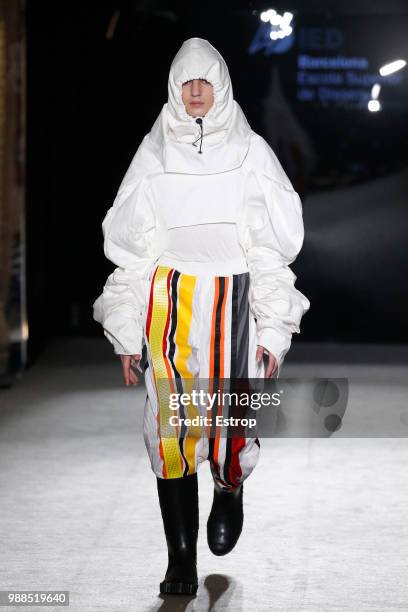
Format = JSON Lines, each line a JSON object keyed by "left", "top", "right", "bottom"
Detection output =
{"left": 1, "top": 339, "right": 407, "bottom": 611}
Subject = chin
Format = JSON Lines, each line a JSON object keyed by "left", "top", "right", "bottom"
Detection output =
{"left": 185, "top": 105, "right": 208, "bottom": 118}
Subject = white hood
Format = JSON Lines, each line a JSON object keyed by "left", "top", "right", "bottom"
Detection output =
{"left": 148, "top": 37, "right": 252, "bottom": 175}
{"left": 93, "top": 40, "right": 310, "bottom": 373}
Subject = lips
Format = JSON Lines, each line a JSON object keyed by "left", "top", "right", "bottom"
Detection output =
{"left": 190, "top": 102, "right": 203, "bottom": 106}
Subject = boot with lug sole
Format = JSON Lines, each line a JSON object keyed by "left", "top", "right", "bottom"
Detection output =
{"left": 157, "top": 473, "right": 199, "bottom": 595}
{"left": 207, "top": 481, "right": 244, "bottom": 556}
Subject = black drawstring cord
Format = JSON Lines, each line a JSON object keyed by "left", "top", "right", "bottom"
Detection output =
{"left": 192, "top": 117, "right": 203, "bottom": 154}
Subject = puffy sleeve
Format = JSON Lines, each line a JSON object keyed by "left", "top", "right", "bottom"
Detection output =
{"left": 239, "top": 139, "right": 311, "bottom": 378}
{"left": 92, "top": 174, "right": 160, "bottom": 356}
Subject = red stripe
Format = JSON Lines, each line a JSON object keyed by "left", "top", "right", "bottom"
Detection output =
{"left": 162, "top": 269, "right": 173, "bottom": 363}
{"left": 228, "top": 437, "right": 245, "bottom": 487}
{"left": 145, "top": 265, "right": 158, "bottom": 339}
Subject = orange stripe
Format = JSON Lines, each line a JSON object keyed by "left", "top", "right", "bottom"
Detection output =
{"left": 213, "top": 277, "right": 229, "bottom": 466}
{"left": 219, "top": 277, "right": 228, "bottom": 379}
{"left": 158, "top": 416, "right": 167, "bottom": 478}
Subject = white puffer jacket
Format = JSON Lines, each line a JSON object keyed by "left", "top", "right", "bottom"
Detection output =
{"left": 92, "top": 37, "right": 310, "bottom": 377}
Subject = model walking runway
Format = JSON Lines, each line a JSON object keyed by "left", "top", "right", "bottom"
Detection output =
{"left": 92, "top": 37, "right": 310, "bottom": 596}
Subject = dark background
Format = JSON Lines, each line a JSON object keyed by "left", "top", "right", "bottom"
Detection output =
{"left": 25, "top": 0, "right": 408, "bottom": 361}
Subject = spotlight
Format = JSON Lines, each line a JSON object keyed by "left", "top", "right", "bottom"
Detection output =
{"left": 260, "top": 7, "right": 294, "bottom": 40}
{"left": 368, "top": 99, "right": 381, "bottom": 112}
{"left": 379, "top": 59, "right": 406, "bottom": 76}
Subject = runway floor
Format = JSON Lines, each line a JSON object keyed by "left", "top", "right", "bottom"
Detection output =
{"left": 1, "top": 338, "right": 407, "bottom": 611}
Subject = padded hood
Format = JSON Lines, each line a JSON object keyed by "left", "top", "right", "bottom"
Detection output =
{"left": 148, "top": 37, "right": 252, "bottom": 175}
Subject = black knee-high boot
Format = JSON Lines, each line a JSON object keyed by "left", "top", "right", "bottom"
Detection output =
{"left": 156, "top": 473, "right": 199, "bottom": 595}
{"left": 207, "top": 482, "right": 244, "bottom": 556}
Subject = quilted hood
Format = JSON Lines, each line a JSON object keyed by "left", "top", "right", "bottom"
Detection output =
{"left": 148, "top": 37, "right": 252, "bottom": 175}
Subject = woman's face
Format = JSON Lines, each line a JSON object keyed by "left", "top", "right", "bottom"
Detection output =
{"left": 181, "top": 79, "right": 214, "bottom": 117}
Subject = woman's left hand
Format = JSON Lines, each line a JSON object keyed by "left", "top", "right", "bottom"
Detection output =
{"left": 256, "top": 345, "right": 278, "bottom": 378}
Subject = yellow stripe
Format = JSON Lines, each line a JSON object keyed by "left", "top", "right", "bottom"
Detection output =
{"left": 174, "top": 273, "right": 196, "bottom": 377}
{"left": 175, "top": 273, "right": 202, "bottom": 475}
{"left": 149, "top": 266, "right": 183, "bottom": 478}
{"left": 149, "top": 266, "right": 203, "bottom": 478}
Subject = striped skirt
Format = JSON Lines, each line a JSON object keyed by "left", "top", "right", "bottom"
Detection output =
{"left": 142, "top": 263, "right": 262, "bottom": 490}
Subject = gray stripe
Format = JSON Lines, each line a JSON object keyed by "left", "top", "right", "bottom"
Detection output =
{"left": 233, "top": 271, "right": 250, "bottom": 379}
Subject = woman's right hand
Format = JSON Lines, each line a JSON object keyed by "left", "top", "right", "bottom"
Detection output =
{"left": 120, "top": 354, "right": 142, "bottom": 386}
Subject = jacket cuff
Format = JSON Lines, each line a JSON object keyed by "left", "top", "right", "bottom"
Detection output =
{"left": 257, "top": 327, "right": 291, "bottom": 379}
{"left": 103, "top": 328, "right": 144, "bottom": 357}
